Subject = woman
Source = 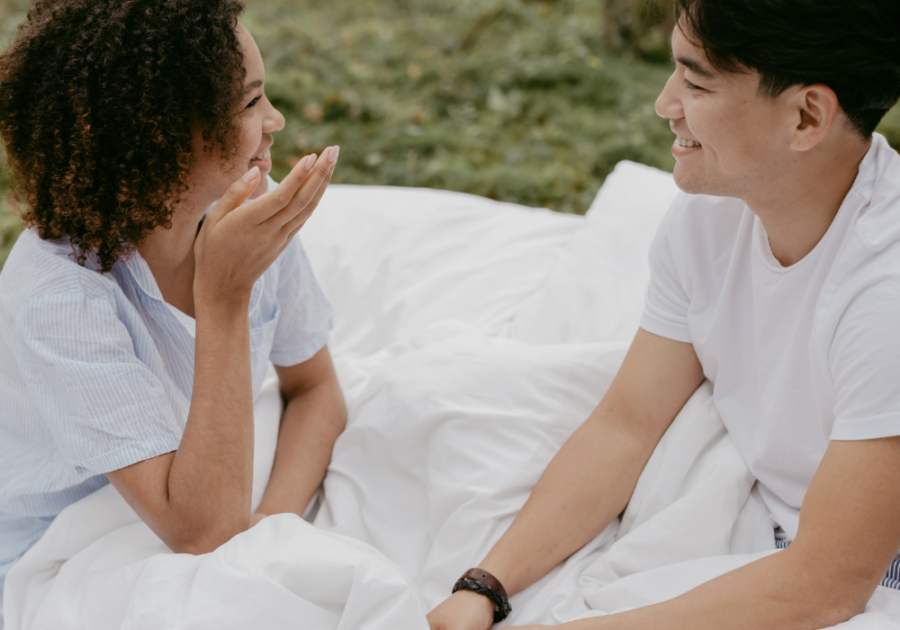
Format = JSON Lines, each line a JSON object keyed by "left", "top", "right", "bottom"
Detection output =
{"left": 0, "top": 0, "right": 346, "bottom": 622}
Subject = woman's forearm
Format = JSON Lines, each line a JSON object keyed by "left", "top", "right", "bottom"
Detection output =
{"left": 165, "top": 296, "right": 255, "bottom": 552}
{"left": 255, "top": 376, "right": 346, "bottom": 518}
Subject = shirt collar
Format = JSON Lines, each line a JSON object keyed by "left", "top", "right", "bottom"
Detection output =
{"left": 121, "top": 247, "right": 265, "bottom": 327}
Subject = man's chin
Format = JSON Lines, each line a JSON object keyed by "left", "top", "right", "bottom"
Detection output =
{"left": 672, "top": 164, "right": 706, "bottom": 195}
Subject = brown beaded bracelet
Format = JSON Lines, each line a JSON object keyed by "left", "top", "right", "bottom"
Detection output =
{"left": 452, "top": 568, "right": 511, "bottom": 623}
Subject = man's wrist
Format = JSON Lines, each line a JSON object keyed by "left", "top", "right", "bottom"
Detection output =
{"left": 475, "top": 560, "right": 517, "bottom": 597}
{"left": 452, "top": 589, "right": 496, "bottom": 626}
{"left": 453, "top": 568, "right": 512, "bottom": 623}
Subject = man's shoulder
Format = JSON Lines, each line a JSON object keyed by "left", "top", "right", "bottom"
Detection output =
{"left": 852, "top": 134, "right": 900, "bottom": 256}
{"left": 819, "top": 138, "right": 900, "bottom": 332}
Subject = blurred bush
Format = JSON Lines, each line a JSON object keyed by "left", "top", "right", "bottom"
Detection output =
{"left": 604, "top": 0, "right": 675, "bottom": 62}
{"left": 245, "top": 0, "right": 676, "bottom": 216}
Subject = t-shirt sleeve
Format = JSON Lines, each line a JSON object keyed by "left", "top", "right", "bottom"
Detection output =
{"left": 829, "top": 272, "right": 900, "bottom": 441}
{"left": 15, "top": 293, "right": 183, "bottom": 473}
{"left": 639, "top": 196, "right": 693, "bottom": 343}
{"left": 269, "top": 235, "right": 334, "bottom": 367}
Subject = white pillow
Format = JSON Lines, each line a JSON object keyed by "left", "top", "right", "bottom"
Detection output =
{"left": 300, "top": 185, "right": 582, "bottom": 356}
{"left": 511, "top": 161, "right": 680, "bottom": 345}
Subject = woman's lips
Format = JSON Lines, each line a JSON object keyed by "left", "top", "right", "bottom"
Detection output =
{"left": 249, "top": 149, "right": 272, "bottom": 169}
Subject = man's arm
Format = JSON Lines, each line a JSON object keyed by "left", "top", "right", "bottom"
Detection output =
{"left": 539, "top": 436, "right": 900, "bottom": 630}
{"left": 427, "top": 328, "right": 706, "bottom": 630}
{"left": 253, "top": 345, "right": 347, "bottom": 520}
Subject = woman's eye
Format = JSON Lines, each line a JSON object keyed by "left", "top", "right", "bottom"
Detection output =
{"left": 684, "top": 79, "right": 705, "bottom": 91}
{"left": 246, "top": 96, "right": 262, "bottom": 109}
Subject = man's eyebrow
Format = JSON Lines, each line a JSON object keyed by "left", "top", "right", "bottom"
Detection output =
{"left": 675, "top": 56, "right": 715, "bottom": 79}
{"left": 243, "top": 79, "right": 263, "bottom": 92}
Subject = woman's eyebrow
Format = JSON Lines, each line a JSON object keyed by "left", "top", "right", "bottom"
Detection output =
{"left": 243, "top": 79, "right": 263, "bottom": 93}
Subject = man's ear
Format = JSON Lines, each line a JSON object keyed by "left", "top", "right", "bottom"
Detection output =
{"left": 790, "top": 84, "right": 840, "bottom": 152}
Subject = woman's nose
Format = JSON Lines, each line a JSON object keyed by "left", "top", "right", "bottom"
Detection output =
{"left": 264, "top": 100, "right": 285, "bottom": 134}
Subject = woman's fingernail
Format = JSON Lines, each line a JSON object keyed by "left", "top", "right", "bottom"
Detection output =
{"left": 329, "top": 146, "right": 340, "bottom": 164}
{"left": 305, "top": 154, "right": 317, "bottom": 170}
{"left": 242, "top": 166, "right": 260, "bottom": 182}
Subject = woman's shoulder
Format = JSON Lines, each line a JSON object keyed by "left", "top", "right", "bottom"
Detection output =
{"left": 0, "top": 228, "right": 123, "bottom": 316}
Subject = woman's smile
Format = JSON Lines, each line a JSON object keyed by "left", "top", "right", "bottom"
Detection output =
{"left": 250, "top": 147, "right": 272, "bottom": 171}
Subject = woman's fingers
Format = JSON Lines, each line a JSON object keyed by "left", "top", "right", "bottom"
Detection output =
{"left": 205, "top": 166, "right": 262, "bottom": 226}
{"left": 267, "top": 146, "right": 338, "bottom": 229}
{"left": 280, "top": 158, "right": 336, "bottom": 234}
{"left": 238, "top": 152, "right": 319, "bottom": 224}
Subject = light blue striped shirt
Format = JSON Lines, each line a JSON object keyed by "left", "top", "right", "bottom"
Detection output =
{"left": 0, "top": 180, "right": 332, "bottom": 620}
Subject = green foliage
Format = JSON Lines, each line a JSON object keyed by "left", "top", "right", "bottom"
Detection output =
{"left": 244, "top": 0, "right": 677, "bottom": 214}
{"left": 0, "top": 0, "right": 28, "bottom": 268}
{"left": 0, "top": 148, "right": 22, "bottom": 270}
{"left": 1, "top": 0, "right": 899, "bottom": 271}
{"left": 604, "top": 0, "right": 675, "bottom": 63}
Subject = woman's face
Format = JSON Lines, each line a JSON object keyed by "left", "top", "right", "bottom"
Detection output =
{"left": 189, "top": 23, "right": 285, "bottom": 208}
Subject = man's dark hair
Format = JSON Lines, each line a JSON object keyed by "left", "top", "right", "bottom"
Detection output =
{"left": 676, "top": 0, "right": 900, "bottom": 138}
{"left": 0, "top": 0, "right": 246, "bottom": 272}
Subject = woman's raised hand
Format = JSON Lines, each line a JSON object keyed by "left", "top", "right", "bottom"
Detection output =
{"left": 193, "top": 146, "right": 339, "bottom": 308}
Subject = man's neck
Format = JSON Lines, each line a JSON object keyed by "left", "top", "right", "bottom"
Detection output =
{"left": 744, "top": 135, "right": 871, "bottom": 267}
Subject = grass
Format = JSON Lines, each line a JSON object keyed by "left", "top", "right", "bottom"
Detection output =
{"left": 1, "top": 0, "right": 900, "bottom": 270}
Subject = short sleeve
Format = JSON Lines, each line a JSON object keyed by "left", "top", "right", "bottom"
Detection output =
{"left": 639, "top": 196, "right": 693, "bottom": 343}
{"left": 269, "top": 236, "right": 333, "bottom": 366}
{"left": 829, "top": 273, "right": 900, "bottom": 441}
{"left": 14, "top": 293, "right": 182, "bottom": 473}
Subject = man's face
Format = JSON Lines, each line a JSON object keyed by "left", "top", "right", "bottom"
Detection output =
{"left": 655, "top": 24, "right": 795, "bottom": 198}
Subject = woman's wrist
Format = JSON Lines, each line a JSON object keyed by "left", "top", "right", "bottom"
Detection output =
{"left": 193, "top": 287, "right": 252, "bottom": 315}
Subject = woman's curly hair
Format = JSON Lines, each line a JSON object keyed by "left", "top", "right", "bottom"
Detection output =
{"left": 0, "top": 0, "right": 246, "bottom": 271}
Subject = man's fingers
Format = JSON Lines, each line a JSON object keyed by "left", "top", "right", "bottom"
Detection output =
{"left": 206, "top": 166, "right": 261, "bottom": 225}
{"left": 269, "top": 146, "right": 338, "bottom": 229}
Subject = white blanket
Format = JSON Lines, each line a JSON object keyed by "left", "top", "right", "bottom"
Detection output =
{"left": 6, "top": 164, "right": 900, "bottom": 628}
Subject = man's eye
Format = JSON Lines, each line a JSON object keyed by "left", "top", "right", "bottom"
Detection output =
{"left": 246, "top": 96, "right": 262, "bottom": 109}
{"left": 684, "top": 79, "right": 705, "bottom": 91}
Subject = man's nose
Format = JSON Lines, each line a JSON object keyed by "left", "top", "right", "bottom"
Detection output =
{"left": 655, "top": 72, "right": 684, "bottom": 121}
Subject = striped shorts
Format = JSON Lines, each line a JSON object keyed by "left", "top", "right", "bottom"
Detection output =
{"left": 775, "top": 539, "right": 900, "bottom": 590}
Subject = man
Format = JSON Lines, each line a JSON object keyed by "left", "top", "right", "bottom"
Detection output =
{"left": 427, "top": 0, "right": 900, "bottom": 628}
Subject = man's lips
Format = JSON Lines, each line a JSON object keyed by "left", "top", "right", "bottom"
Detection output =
{"left": 674, "top": 134, "right": 701, "bottom": 148}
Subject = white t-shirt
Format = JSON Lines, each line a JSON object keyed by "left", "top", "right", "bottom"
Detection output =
{"left": 640, "top": 133, "right": 900, "bottom": 540}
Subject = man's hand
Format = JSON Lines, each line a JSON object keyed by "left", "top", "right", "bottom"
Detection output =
{"left": 427, "top": 590, "right": 495, "bottom": 630}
